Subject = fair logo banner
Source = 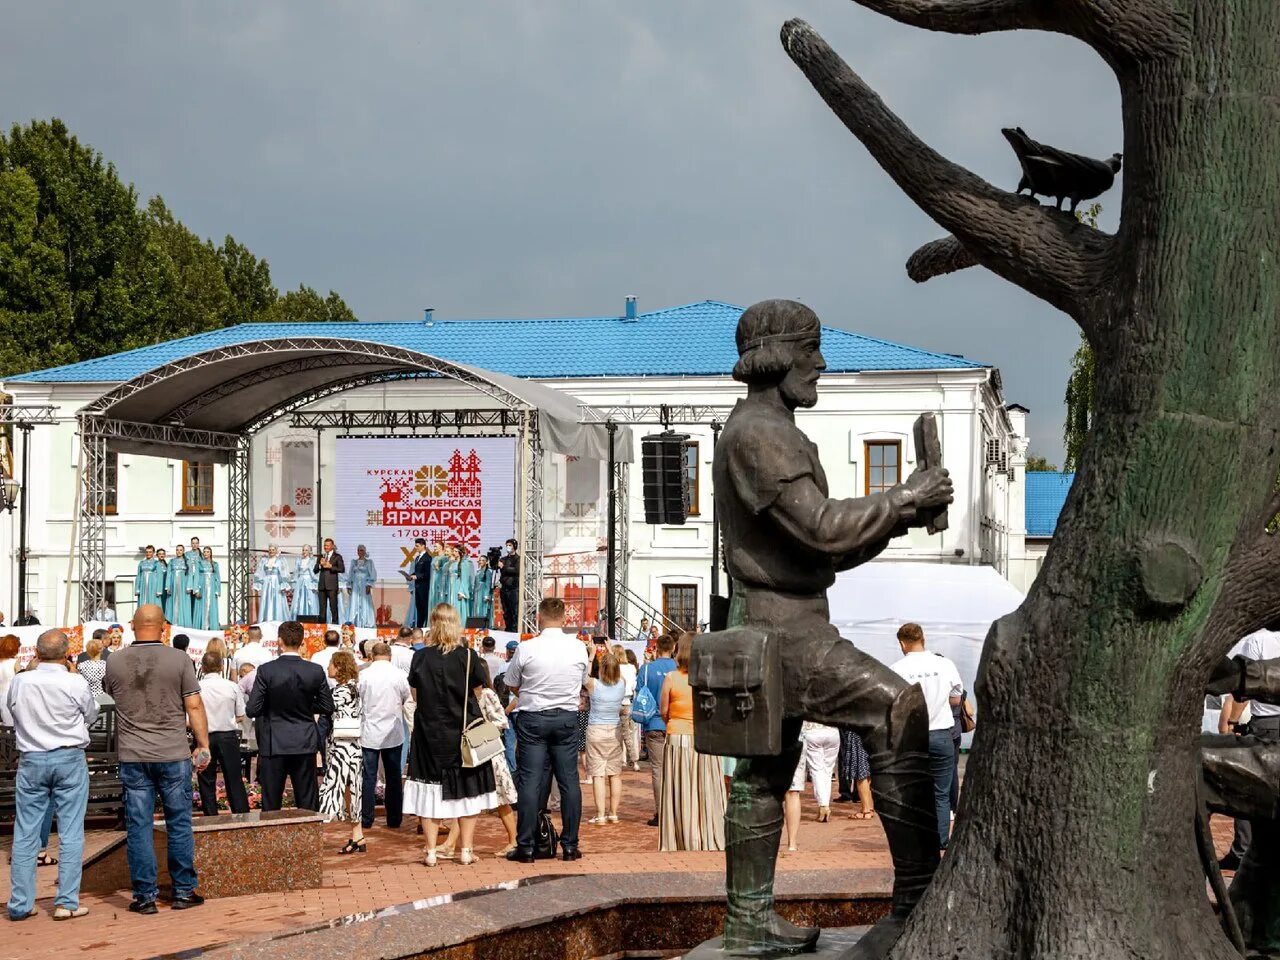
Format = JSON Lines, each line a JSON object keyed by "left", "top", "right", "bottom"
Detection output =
{"left": 334, "top": 436, "right": 517, "bottom": 578}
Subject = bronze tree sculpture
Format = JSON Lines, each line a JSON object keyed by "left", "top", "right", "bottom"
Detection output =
{"left": 779, "top": 4, "right": 1280, "bottom": 960}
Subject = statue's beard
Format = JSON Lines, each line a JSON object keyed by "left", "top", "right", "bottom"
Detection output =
{"left": 780, "top": 377, "right": 819, "bottom": 409}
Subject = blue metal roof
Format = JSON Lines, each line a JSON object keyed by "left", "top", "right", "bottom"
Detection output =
{"left": 10, "top": 300, "right": 986, "bottom": 383}
{"left": 1025, "top": 471, "right": 1074, "bottom": 537}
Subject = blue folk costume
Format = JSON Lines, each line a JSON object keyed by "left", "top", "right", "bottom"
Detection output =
{"left": 337, "top": 567, "right": 352, "bottom": 625}
{"left": 135, "top": 557, "right": 165, "bottom": 610}
{"left": 293, "top": 552, "right": 319, "bottom": 618}
{"left": 402, "top": 575, "right": 419, "bottom": 629}
{"left": 164, "top": 553, "right": 192, "bottom": 626}
{"left": 255, "top": 553, "right": 293, "bottom": 622}
{"left": 445, "top": 556, "right": 474, "bottom": 624}
{"left": 193, "top": 557, "right": 221, "bottom": 630}
{"left": 429, "top": 551, "right": 450, "bottom": 610}
{"left": 348, "top": 551, "right": 378, "bottom": 628}
{"left": 471, "top": 562, "right": 494, "bottom": 628}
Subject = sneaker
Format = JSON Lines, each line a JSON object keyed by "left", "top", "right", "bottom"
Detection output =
{"left": 53, "top": 906, "right": 90, "bottom": 921}
{"left": 129, "top": 899, "right": 159, "bottom": 916}
{"left": 171, "top": 893, "right": 205, "bottom": 910}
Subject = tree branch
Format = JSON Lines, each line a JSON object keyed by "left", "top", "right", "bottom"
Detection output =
{"left": 843, "top": 0, "right": 1186, "bottom": 61}
{"left": 783, "top": 18, "right": 1116, "bottom": 331}
{"left": 906, "top": 236, "right": 977, "bottom": 283}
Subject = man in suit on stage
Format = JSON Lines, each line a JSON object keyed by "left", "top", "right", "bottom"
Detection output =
{"left": 314, "top": 538, "right": 345, "bottom": 624}
{"left": 410, "top": 537, "right": 432, "bottom": 625}
{"left": 245, "top": 620, "right": 334, "bottom": 811}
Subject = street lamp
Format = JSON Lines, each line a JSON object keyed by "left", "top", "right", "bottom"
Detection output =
{"left": 0, "top": 477, "right": 18, "bottom": 513}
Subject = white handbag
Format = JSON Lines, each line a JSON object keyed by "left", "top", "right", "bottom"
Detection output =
{"left": 460, "top": 651, "right": 504, "bottom": 768}
{"left": 332, "top": 716, "right": 361, "bottom": 740}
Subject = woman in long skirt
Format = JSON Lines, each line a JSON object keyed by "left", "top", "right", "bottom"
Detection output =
{"left": 165, "top": 544, "right": 192, "bottom": 626}
{"left": 470, "top": 556, "right": 494, "bottom": 628}
{"left": 337, "top": 567, "right": 352, "bottom": 625}
{"left": 658, "top": 633, "right": 727, "bottom": 851}
{"left": 136, "top": 546, "right": 165, "bottom": 609}
{"left": 839, "top": 729, "right": 876, "bottom": 819}
{"left": 475, "top": 662, "right": 518, "bottom": 855}
{"left": 192, "top": 547, "right": 221, "bottom": 630}
{"left": 405, "top": 604, "right": 497, "bottom": 866}
{"left": 255, "top": 544, "right": 293, "bottom": 622}
{"left": 348, "top": 545, "right": 378, "bottom": 628}
{"left": 292, "top": 545, "right": 319, "bottom": 618}
{"left": 319, "top": 653, "right": 366, "bottom": 853}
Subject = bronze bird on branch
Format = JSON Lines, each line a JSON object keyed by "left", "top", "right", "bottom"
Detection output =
{"left": 1003, "top": 127, "right": 1122, "bottom": 213}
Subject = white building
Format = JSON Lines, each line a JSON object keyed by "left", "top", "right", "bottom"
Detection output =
{"left": 0, "top": 299, "right": 1031, "bottom": 630}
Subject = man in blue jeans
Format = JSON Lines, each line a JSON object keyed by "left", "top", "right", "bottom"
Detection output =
{"left": 501, "top": 640, "right": 519, "bottom": 780}
{"left": 503, "top": 598, "right": 588, "bottom": 862}
{"left": 104, "top": 605, "right": 211, "bottom": 914}
{"left": 637, "top": 633, "right": 678, "bottom": 827}
{"left": 889, "top": 622, "right": 964, "bottom": 850}
{"left": 6, "top": 629, "right": 98, "bottom": 921}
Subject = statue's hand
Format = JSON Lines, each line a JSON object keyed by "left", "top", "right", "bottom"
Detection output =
{"left": 905, "top": 467, "right": 954, "bottom": 510}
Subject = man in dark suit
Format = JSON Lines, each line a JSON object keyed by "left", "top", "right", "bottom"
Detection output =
{"left": 314, "top": 537, "right": 345, "bottom": 624}
{"left": 245, "top": 620, "right": 334, "bottom": 811}
{"left": 410, "top": 537, "right": 432, "bottom": 625}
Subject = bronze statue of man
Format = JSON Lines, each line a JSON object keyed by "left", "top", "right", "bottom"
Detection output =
{"left": 713, "top": 300, "right": 953, "bottom": 957}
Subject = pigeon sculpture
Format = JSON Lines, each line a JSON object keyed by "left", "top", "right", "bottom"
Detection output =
{"left": 1002, "top": 127, "right": 1122, "bottom": 212}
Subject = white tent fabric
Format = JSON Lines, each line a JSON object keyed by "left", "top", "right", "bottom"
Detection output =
{"left": 828, "top": 561, "right": 1026, "bottom": 742}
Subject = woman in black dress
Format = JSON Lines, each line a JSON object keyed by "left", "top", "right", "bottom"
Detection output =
{"left": 404, "top": 603, "right": 497, "bottom": 866}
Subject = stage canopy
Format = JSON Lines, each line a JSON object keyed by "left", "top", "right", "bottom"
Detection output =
{"left": 829, "top": 560, "right": 1026, "bottom": 732}
{"left": 78, "top": 335, "right": 631, "bottom": 462}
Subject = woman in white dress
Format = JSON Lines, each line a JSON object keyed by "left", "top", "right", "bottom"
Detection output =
{"left": 255, "top": 544, "right": 293, "bottom": 622}
{"left": 474, "top": 663, "right": 518, "bottom": 856}
{"left": 293, "top": 545, "right": 319, "bottom": 618}
{"left": 319, "top": 652, "right": 366, "bottom": 854}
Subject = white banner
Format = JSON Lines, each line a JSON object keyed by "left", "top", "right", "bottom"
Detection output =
{"left": 333, "top": 437, "right": 517, "bottom": 581}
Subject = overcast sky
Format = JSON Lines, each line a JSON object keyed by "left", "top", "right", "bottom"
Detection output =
{"left": 1, "top": 1, "right": 1121, "bottom": 463}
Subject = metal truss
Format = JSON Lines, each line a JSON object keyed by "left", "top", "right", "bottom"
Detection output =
{"left": 227, "top": 437, "right": 251, "bottom": 622}
{"left": 83, "top": 416, "right": 242, "bottom": 459}
{"left": 589, "top": 404, "right": 732, "bottom": 425}
{"left": 76, "top": 420, "right": 109, "bottom": 621}
{"left": 162, "top": 354, "right": 418, "bottom": 423}
{"left": 83, "top": 338, "right": 532, "bottom": 421}
{"left": 0, "top": 405, "right": 58, "bottom": 426}
{"left": 288, "top": 409, "right": 520, "bottom": 432}
{"left": 612, "top": 456, "right": 630, "bottom": 625}
{"left": 519, "top": 411, "right": 545, "bottom": 633}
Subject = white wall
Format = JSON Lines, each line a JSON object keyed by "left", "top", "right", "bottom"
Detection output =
{"left": 3, "top": 364, "right": 1024, "bottom": 627}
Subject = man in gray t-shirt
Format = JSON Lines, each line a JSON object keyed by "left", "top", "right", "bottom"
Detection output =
{"left": 103, "top": 605, "right": 210, "bottom": 913}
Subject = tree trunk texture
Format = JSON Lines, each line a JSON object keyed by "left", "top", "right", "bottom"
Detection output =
{"left": 784, "top": 3, "right": 1280, "bottom": 958}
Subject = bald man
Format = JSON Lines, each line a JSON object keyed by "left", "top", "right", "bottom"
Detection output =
{"left": 105, "top": 604, "right": 211, "bottom": 914}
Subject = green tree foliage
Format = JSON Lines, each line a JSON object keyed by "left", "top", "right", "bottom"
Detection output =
{"left": 1026, "top": 454, "right": 1059, "bottom": 472}
{"left": 0, "top": 119, "right": 356, "bottom": 378}
{"left": 1062, "top": 203, "right": 1101, "bottom": 471}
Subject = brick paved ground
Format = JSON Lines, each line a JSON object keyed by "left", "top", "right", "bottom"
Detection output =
{"left": 0, "top": 769, "right": 1239, "bottom": 960}
{"left": 0, "top": 770, "right": 891, "bottom": 960}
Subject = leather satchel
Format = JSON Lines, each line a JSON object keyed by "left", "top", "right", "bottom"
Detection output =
{"left": 689, "top": 627, "right": 782, "bottom": 757}
{"left": 460, "top": 650, "right": 504, "bottom": 768}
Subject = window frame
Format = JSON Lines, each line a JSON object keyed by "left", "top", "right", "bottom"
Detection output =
{"left": 180, "top": 460, "right": 215, "bottom": 514}
{"left": 662, "top": 583, "right": 699, "bottom": 632}
{"left": 684, "top": 441, "right": 700, "bottom": 517}
{"left": 863, "top": 440, "right": 902, "bottom": 497}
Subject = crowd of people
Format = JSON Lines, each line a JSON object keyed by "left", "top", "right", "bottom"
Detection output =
{"left": 0, "top": 584, "right": 980, "bottom": 923}
{"left": 120, "top": 536, "right": 520, "bottom": 632}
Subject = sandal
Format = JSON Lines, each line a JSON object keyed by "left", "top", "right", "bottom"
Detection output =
{"left": 495, "top": 843, "right": 517, "bottom": 858}
{"left": 340, "top": 839, "right": 367, "bottom": 854}
{"left": 852, "top": 810, "right": 877, "bottom": 820}
{"left": 436, "top": 845, "right": 456, "bottom": 860}
{"left": 606, "top": 814, "right": 619, "bottom": 823}
{"left": 424, "top": 849, "right": 438, "bottom": 868}
{"left": 458, "top": 848, "right": 476, "bottom": 865}
{"left": 588, "top": 816, "right": 608, "bottom": 825}
{"left": 817, "top": 807, "right": 830, "bottom": 823}
{"left": 36, "top": 853, "right": 59, "bottom": 867}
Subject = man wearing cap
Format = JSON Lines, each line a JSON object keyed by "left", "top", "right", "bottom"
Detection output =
{"left": 499, "top": 639, "right": 520, "bottom": 780}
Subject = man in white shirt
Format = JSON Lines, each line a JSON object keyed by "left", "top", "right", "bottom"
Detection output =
{"left": 889, "top": 622, "right": 963, "bottom": 851}
{"left": 357, "top": 642, "right": 412, "bottom": 830}
{"left": 480, "top": 635, "right": 506, "bottom": 685}
{"left": 503, "top": 597, "right": 589, "bottom": 863}
{"left": 232, "top": 626, "right": 274, "bottom": 673}
{"left": 196, "top": 651, "right": 249, "bottom": 815}
{"left": 6, "top": 629, "right": 98, "bottom": 921}
{"left": 1219, "top": 627, "right": 1280, "bottom": 870}
{"left": 310, "top": 630, "right": 342, "bottom": 676}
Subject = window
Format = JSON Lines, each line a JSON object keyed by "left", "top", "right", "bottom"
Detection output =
{"left": 662, "top": 584, "right": 698, "bottom": 632}
{"left": 864, "top": 441, "right": 901, "bottom": 496}
{"left": 684, "top": 442, "right": 700, "bottom": 516}
{"left": 103, "top": 451, "right": 118, "bottom": 514}
{"left": 281, "top": 440, "right": 315, "bottom": 517}
{"left": 182, "top": 460, "right": 215, "bottom": 513}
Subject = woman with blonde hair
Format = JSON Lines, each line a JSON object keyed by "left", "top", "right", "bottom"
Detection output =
{"left": 612, "top": 644, "right": 641, "bottom": 771}
{"left": 405, "top": 604, "right": 497, "bottom": 866}
{"left": 585, "top": 649, "right": 627, "bottom": 822}
{"left": 78, "top": 638, "right": 108, "bottom": 698}
{"left": 320, "top": 651, "right": 366, "bottom": 853}
{"left": 658, "top": 632, "right": 728, "bottom": 851}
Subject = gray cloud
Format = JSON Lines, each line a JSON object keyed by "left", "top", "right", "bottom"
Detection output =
{"left": 0, "top": 1, "right": 1122, "bottom": 462}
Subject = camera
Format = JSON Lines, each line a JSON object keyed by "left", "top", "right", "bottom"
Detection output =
{"left": 486, "top": 546, "right": 503, "bottom": 567}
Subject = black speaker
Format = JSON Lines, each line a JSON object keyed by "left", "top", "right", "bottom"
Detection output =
{"left": 641, "top": 431, "right": 690, "bottom": 525}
